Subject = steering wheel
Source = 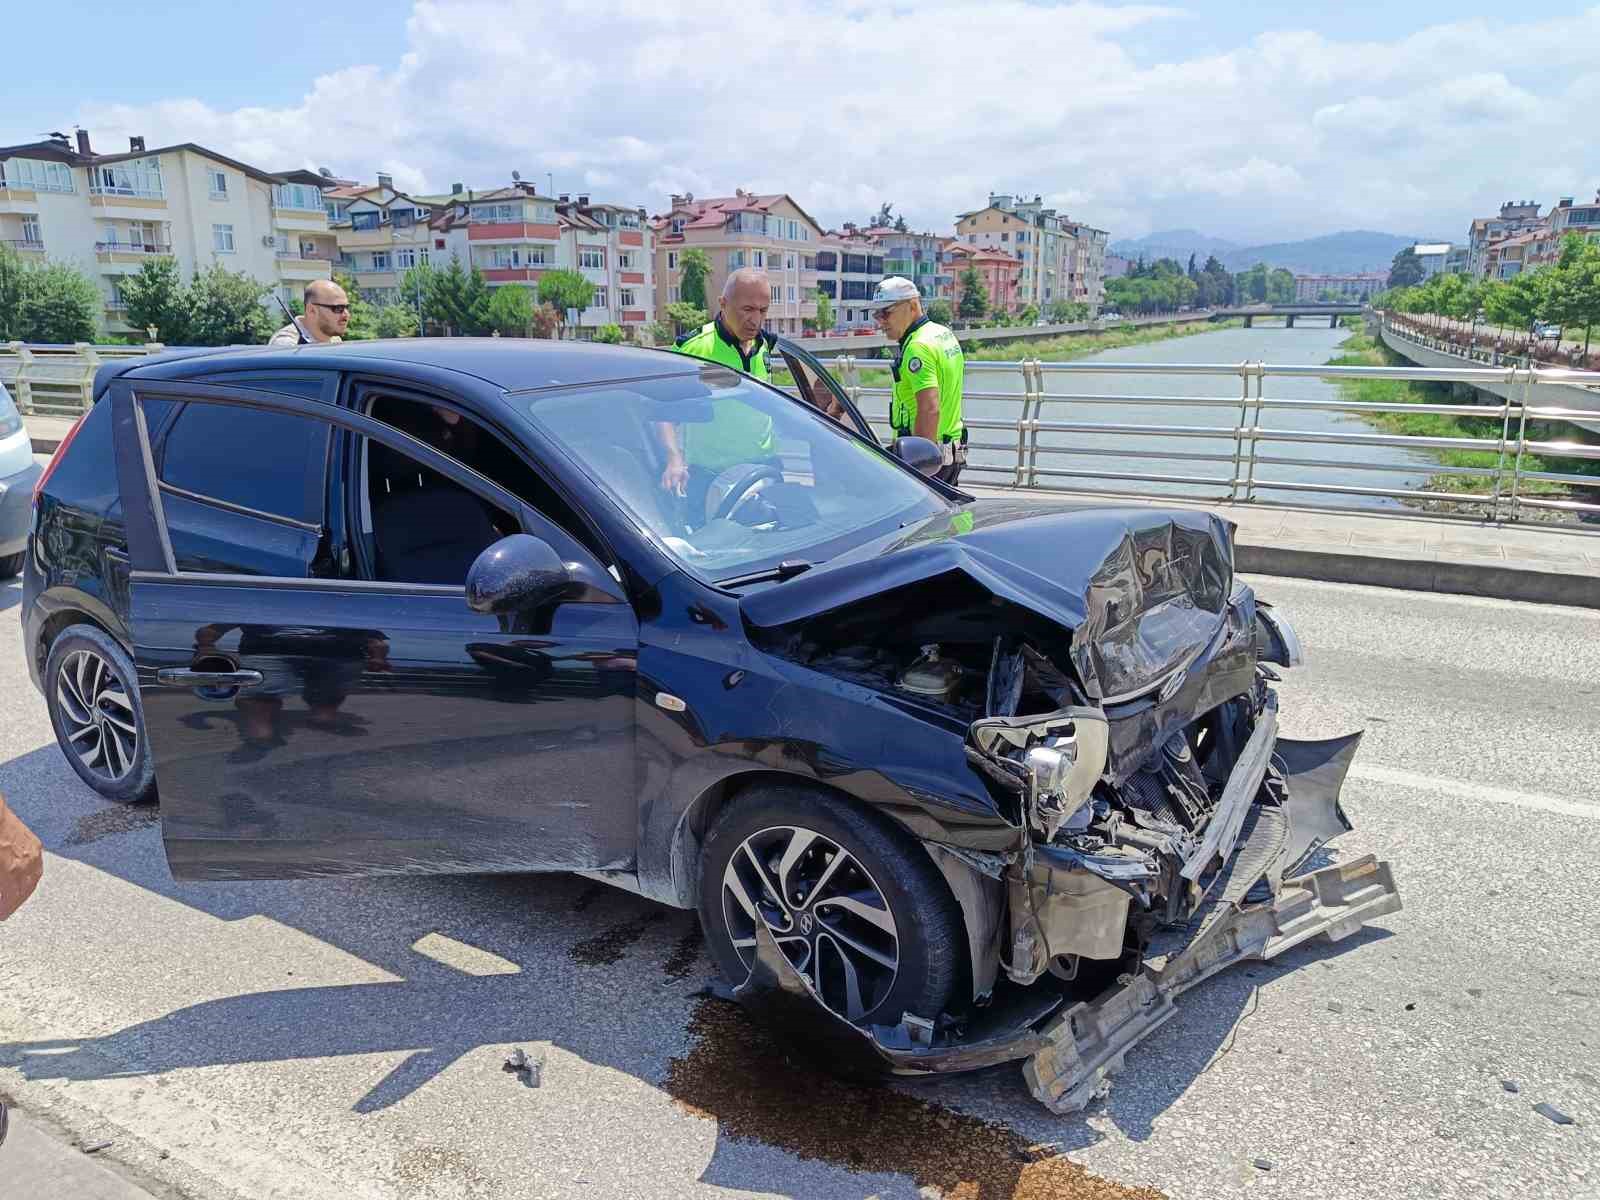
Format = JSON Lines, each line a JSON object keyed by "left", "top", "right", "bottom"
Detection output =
{"left": 707, "top": 462, "right": 784, "bottom": 523}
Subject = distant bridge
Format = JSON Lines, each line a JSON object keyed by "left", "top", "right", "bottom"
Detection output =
{"left": 1214, "top": 304, "right": 1363, "bottom": 328}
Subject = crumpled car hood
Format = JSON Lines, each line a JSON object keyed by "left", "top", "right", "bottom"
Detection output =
{"left": 738, "top": 499, "right": 1235, "bottom": 702}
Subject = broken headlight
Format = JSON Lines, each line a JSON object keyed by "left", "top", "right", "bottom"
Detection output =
{"left": 968, "top": 708, "right": 1110, "bottom": 841}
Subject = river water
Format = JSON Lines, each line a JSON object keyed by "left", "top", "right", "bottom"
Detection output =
{"left": 922, "top": 323, "right": 1437, "bottom": 508}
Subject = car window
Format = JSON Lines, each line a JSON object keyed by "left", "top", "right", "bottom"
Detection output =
{"left": 519, "top": 366, "right": 948, "bottom": 582}
{"left": 361, "top": 389, "right": 613, "bottom": 568}
{"left": 160, "top": 402, "right": 327, "bottom": 525}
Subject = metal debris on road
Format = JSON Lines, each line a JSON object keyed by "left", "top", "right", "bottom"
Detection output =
{"left": 1501, "top": 1080, "right": 1521, "bottom": 1094}
{"left": 1253, "top": 1158, "right": 1275, "bottom": 1171}
{"left": 1326, "top": 1001, "right": 1344, "bottom": 1014}
{"left": 81, "top": 1139, "right": 113, "bottom": 1154}
{"left": 503, "top": 1048, "right": 542, "bottom": 1088}
{"left": 1533, "top": 1103, "right": 1575, "bottom": 1126}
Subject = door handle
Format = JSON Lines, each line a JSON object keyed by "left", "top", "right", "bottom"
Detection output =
{"left": 156, "top": 668, "right": 264, "bottom": 689}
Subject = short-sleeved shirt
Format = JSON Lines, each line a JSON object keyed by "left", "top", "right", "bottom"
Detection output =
{"left": 671, "top": 318, "right": 778, "bottom": 471}
{"left": 890, "top": 317, "right": 964, "bottom": 441}
{"left": 269, "top": 321, "right": 341, "bottom": 347}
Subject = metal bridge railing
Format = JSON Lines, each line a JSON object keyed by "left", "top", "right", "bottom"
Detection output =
{"left": 2, "top": 341, "right": 165, "bottom": 417}
{"left": 819, "top": 353, "right": 1600, "bottom": 527}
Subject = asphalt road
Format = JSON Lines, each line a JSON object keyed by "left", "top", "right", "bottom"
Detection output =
{"left": 1, "top": 572, "right": 1596, "bottom": 1200}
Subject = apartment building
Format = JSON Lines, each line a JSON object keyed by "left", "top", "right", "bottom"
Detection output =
{"left": 555, "top": 196, "right": 654, "bottom": 333}
{"left": 0, "top": 130, "right": 335, "bottom": 335}
{"left": 652, "top": 191, "right": 822, "bottom": 335}
{"left": 876, "top": 227, "right": 949, "bottom": 302}
{"left": 327, "top": 175, "right": 440, "bottom": 306}
{"left": 1536, "top": 192, "right": 1600, "bottom": 262}
{"left": 945, "top": 243, "right": 1021, "bottom": 314}
{"left": 816, "top": 227, "right": 885, "bottom": 331}
{"left": 1466, "top": 201, "right": 1544, "bottom": 277}
{"left": 1293, "top": 272, "right": 1387, "bottom": 302}
{"left": 953, "top": 193, "right": 1106, "bottom": 312}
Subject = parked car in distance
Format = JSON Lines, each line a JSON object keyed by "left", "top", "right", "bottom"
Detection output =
{"left": 22, "top": 336, "right": 1397, "bottom": 1113}
{"left": 1533, "top": 322, "right": 1562, "bottom": 340}
{"left": 0, "top": 381, "right": 43, "bottom": 580}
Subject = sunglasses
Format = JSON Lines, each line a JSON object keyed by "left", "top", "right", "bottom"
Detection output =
{"left": 310, "top": 302, "right": 351, "bottom": 314}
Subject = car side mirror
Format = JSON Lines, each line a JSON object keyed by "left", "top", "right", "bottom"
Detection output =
{"left": 890, "top": 436, "right": 943, "bottom": 478}
{"left": 465, "top": 534, "right": 571, "bottom": 614}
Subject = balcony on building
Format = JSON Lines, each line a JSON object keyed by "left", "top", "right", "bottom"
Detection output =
{"left": 87, "top": 157, "right": 167, "bottom": 219}
{"left": 272, "top": 182, "right": 331, "bottom": 233}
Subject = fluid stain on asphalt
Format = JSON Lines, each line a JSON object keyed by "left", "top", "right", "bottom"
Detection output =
{"left": 663, "top": 921, "right": 704, "bottom": 980}
{"left": 65, "top": 802, "right": 160, "bottom": 847}
{"left": 664, "top": 999, "right": 1166, "bottom": 1200}
{"left": 568, "top": 911, "right": 665, "bottom": 966}
{"left": 571, "top": 882, "right": 609, "bottom": 912}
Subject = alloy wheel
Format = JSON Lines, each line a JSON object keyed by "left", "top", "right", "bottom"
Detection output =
{"left": 720, "top": 824, "right": 900, "bottom": 1022}
{"left": 55, "top": 649, "right": 139, "bottom": 782}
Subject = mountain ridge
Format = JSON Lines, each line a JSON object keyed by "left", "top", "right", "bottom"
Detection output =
{"left": 1109, "top": 228, "right": 1445, "bottom": 275}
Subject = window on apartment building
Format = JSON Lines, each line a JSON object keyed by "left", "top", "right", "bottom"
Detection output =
{"left": 2, "top": 156, "right": 77, "bottom": 193}
{"left": 208, "top": 169, "right": 228, "bottom": 199}
{"left": 752, "top": 250, "right": 765, "bottom": 268}
{"left": 785, "top": 254, "right": 795, "bottom": 270}
{"left": 618, "top": 251, "right": 634, "bottom": 270}
{"left": 212, "top": 224, "right": 235, "bottom": 253}
{"left": 392, "top": 208, "right": 415, "bottom": 229}
{"left": 533, "top": 203, "right": 556, "bottom": 223}
{"left": 788, "top": 220, "right": 798, "bottom": 240}
{"left": 371, "top": 251, "right": 391, "bottom": 271}
{"left": 788, "top": 286, "right": 796, "bottom": 302}
{"left": 666, "top": 251, "right": 678, "bottom": 269}
{"left": 770, "top": 285, "right": 781, "bottom": 303}
{"left": 471, "top": 202, "right": 522, "bottom": 224}
{"left": 274, "top": 183, "right": 321, "bottom": 211}
{"left": 339, "top": 252, "right": 356, "bottom": 268}
{"left": 590, "top": 287, "right": 607, "bottom": 309}
{"left": 21, "top": 215, "right": 42, "bottom": 245}
{"left": 272, "top": 234, "right": 290, "bottom": 255}
{"left": 968, "top": 235, "right": 976, "bottom": 244}
{"left": 580, "top": 248, "right": 605, "bottom": 269}
{"left": 325, "top": 201, "right": 340, "bottom": 221}
{"left": 94, "top": 156, "right": 162, "bottom": 199}
{"left": 396, "top": 248, "right": 417, "bottom": 269}
{"left": 801, "top": 254, "right": 814, "bottom": 270}
{"left": 619, "top": 288, "right": 636, "bottom": 308}
{"left": 730, "top": 251, "right": 746, "bottom": 269}
{"left": 419, "top": 248, "right": 430, "bottom": 265}
{"left": 816, "top": 280, "right": 835, "bottom": 297}
{"left": 669, "top": 285, "right": 681, "bottom": 302}
{"left": 670, "top": 217, "right": 685, "bottom": 233}
{"left": 1000, "top": 232, "right": 1009, "bottom": 241}
{"left": 351, "top": 210, "right": 380, "bottom": 231}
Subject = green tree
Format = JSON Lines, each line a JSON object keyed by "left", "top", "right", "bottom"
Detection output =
{"left": 400, "top": 262, "right": 439, "bottom": 331}
{"left": 1238, "top": 262, "right": 1270, "bottom": 303}
{"left": 1482, "top": 270, "right": 1548, "bottom": 335}
{"left": 373, "top": 304, "right": 420, "bottom": 339}
{"left": 893, "top": 214, "right": 908, "bottom": 233}
{"left": 663, "top": 301, "right": 708, "bottom": 337}
{"left": 678, "top": 247, "right": 711, "bottom": 310}
{"left": 426, "top": 256, "right": 471, "bottom": 334}
{"left": 1388, "top": 247, "right": 1426, "bottom": 289}
{"left": 0, "top": 245, "right": 32, "bottom": 341}
{"left": 1018, "top": 303, "right": 1039, "bottom": 325}
{"left": 1047, "top": 299, "right": 1089, "bottom": 323}
{"left": 537, "top": 269, "right": 595, "bottom": 336}
{"left": 957, "top": 266, "right": 988, "bottom": 320}
{"left": 333, "top": 272, "right": 379, "bottom": 340}
{"left": 458, "top": 265, "right": 493, "bottom": 336}
{"left": 1547, "top": 234, "right": 1600, "bottom": 355}
{"left": 183, "top": 263, "right": 270, "bottom": 345}
{"left": 593, "top": 323, "right": 624, "bottom": 344}
{"left": 925, "top": 297, "right": 954, "bottom": 326}
{"left": 807, "top": 288, "right": 833, "bottom": 334}
{"left": 118, "top": 257, "right": 190, "bottom": 343}
{"left": 1266, "top": 268, "right": 1296, "bottom": 305}
{"left": 486, "top": 284, "right": 535, "bottom": 337}
{"left": 15, "top": 261, "right": 101, "bottom": 343}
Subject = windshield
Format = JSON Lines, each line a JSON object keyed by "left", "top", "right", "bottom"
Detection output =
{"left": 520, "top": 365, "right": 948, "bottom": 581}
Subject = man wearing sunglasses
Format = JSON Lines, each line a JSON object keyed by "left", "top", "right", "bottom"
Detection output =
{"left": 269, "top": 279, "right": 351, "bottom": 346}
{"left": 868, "top": 276, "right": 967, "bottom": 484}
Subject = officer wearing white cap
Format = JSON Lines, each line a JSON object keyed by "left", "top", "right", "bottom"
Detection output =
{"left": 867, "top": 276, "right": 967, "bottom": 484}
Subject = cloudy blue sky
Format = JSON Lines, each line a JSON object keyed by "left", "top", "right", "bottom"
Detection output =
{"left": 9, "top": 1, "right": 1599, "bottom": 244}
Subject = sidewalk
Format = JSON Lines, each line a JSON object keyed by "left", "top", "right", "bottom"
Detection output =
{"left": 1, "top": 1104, "right": 160, "bottom": 1199}
{"left": 29, "top": 414, "right": 1600, "bottom": 610}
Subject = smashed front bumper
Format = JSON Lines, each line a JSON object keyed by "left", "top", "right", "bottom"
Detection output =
{"left": 731, "top": 732, "right": 1401, "bottom": 1113}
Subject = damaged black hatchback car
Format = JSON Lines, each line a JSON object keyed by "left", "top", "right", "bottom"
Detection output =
{"left": 22, "top": 338, "right": 1399, "bottom": 1112}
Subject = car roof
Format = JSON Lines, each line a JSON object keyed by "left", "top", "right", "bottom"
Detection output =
{"left": 102, "top": 337, "right": 700, "bottom": 399}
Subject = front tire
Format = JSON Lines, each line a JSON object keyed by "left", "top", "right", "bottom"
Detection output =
{"left": 44, "top": 624, "right": 156, "bottom": 804}
{"left": 698, "top": 783, "right": 965, "bottom": 1027}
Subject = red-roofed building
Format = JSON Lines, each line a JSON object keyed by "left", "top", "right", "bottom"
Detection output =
{"left": 944, "top": 244, "right": 1022, "bottom": 314}
{"left": 652, "top": 190, "right": 824, "bottom": 335}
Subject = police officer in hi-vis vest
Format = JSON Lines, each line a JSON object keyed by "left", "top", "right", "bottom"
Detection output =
{"left": 867, "top": 276, "right": 967, "bottom": 485}
{"left": 658, "top": 268, "right": 780, "bottom": 516}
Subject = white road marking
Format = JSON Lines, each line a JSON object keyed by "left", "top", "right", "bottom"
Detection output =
{"left": 1350, "top": 762, "right": 1599, "bottom": 820}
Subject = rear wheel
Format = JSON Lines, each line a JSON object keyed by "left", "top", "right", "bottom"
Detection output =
{"left": 698, "top": 784, "right": 965, "bottom": 1027}
{"left": 44, "top": 624, "right": 155, "bottom": 804}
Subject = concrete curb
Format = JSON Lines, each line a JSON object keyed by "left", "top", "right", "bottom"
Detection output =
{"left": 1237, "top": 542, "right": 1600, "bottom": 611}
